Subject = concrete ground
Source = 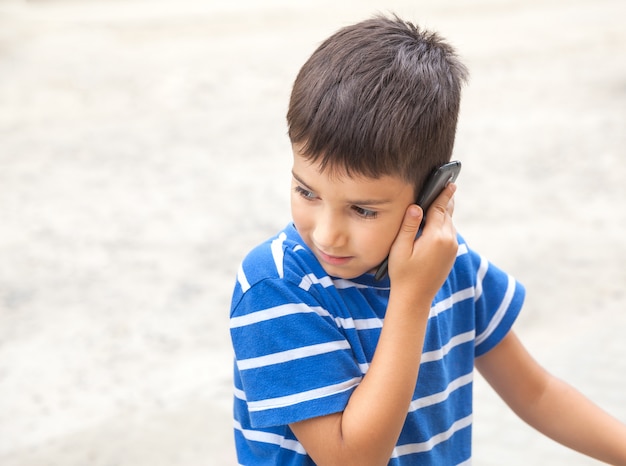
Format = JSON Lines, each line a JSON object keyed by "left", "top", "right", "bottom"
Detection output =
{"left": 0, "top": 0, "right": 625, "bottom": 464}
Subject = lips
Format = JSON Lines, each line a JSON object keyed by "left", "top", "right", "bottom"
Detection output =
{"left": 317, "top": 249, "right": 353, "bottom": 266}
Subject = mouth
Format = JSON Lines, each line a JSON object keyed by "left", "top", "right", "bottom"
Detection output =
{"left": 317, "top": 249, "right": 353, "bottom": 266}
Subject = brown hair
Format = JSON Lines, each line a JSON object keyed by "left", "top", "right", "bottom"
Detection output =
{"left": 287, "top": 14, "right": 468, "bottom": 194}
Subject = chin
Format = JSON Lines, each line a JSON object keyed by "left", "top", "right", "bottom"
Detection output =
{"left": 323, "top": 266, "right": 371, "bottom": 280}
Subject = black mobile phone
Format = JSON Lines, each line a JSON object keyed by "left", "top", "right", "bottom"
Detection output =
{"left": 374, "top": 160, "right": 461, "bottom": 281}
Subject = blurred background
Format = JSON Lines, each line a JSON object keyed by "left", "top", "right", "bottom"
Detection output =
{"left": 0, "top": 0, "right": 624, "bottom": 464}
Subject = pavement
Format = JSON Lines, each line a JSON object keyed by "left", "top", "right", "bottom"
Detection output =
{"left": 0, "top": 0, "right": 625, "bottom": 464}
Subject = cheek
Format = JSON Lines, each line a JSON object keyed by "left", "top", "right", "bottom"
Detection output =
{"left": 290, "top": 197, "right": 310, "bottom": 230}
{"left": 368, "top": 214, "right": 405, "bottom": 251}
{"left": 356, "top": 221, "right": 401, "bottom": 258}
{"left": 384, "top": 225, "right": 401, "bottom": 247}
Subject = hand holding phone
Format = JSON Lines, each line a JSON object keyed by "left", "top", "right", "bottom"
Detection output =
{"left": 374, "top": 161, "right": 461, "bottom": 281}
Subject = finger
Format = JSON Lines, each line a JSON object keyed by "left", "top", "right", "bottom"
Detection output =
{"left": 447, "top": 185, "right": 456, "bottom": 217}
{"left": 427, "top": 183, "right": 456, "bottom": 222}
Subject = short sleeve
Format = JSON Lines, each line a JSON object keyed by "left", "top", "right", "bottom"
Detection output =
{"left": 470, "top": 250, "right": 525, "bottom": 357}
{"left": 230, "top": 278, "right": 363, "bottom": 428}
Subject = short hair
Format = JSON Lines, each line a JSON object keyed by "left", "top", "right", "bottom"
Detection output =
{"left": 287, "top": 14, "right": 468, "bottom": 194}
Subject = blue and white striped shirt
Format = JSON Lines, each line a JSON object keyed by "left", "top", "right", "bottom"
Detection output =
{"left": 230, "top": 223, "right": 524, "bottom": 465}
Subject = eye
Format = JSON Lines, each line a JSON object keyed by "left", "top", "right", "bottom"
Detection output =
{"left": 351, "top": 205, "right": 378, "bottom": 219}
{"left": 294, "top": 185, "right": 317, "bottom": 201}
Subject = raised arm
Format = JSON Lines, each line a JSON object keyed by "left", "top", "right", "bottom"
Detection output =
{"left": 476, "top": 330, "right": 626, "bottom": 465}
{"left": 289, "top": 184, "right": 458, "bottom": 466}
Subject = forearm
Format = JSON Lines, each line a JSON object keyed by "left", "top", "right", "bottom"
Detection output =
{"left": 519, "top": 375, "right": 626, "bottom": 465}
{"left": 291, "top": 292, "right": 431, "bottom": 466}
{"left": 478, "top": 332, "right": 626, "bottom": 466}
{"left": 341, "top": 292, "right": 431, "bottom": 462}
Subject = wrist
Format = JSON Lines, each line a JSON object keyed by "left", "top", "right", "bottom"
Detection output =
{"left": 387, "top": 287, "right": 433, "bottom": 317}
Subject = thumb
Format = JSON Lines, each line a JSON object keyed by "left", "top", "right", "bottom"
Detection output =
{"left": 385, "top": 204, "right": 423, "bottom": 281}
{"left": 397, "top": 204, "right": 423, "bottom": 242}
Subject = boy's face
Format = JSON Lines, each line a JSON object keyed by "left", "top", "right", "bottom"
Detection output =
{"left": 291, "top": 146, "right": 415, "bottom": 279}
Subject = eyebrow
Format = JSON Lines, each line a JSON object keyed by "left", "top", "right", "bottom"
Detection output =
{"left": 291, "top": 170, "right": 393, "bottom": 206}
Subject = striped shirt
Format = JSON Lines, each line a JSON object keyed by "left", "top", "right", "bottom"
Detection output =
{"left": 230, "top": 223, "right": 525, "bottom": 465}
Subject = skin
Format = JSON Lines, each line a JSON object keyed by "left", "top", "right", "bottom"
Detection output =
{"left": 288, "top": 149, "right": 626, "bottom": 466}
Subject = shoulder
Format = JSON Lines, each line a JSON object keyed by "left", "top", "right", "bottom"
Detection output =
{"left": 231, "top": 224, "right": 328, "bottom": 305}
{"left": 450, "top": 234, "right": 509, "bottom": 285}
{"left": 441, "top": 233, "right": 525, "bottom": 317}
{"left": 454, "top": 233, "right": 525, "bottom": 294}
{"left": 238, "top": 224, "right": 324, "bottom": 283}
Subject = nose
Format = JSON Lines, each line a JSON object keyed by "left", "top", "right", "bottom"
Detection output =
{"left": 312, "top": 208, "right": 346, "bottom": 251}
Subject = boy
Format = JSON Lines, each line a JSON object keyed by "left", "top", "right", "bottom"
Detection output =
{"left": 229, "top": 15, "right": 626, "bottom": 465}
